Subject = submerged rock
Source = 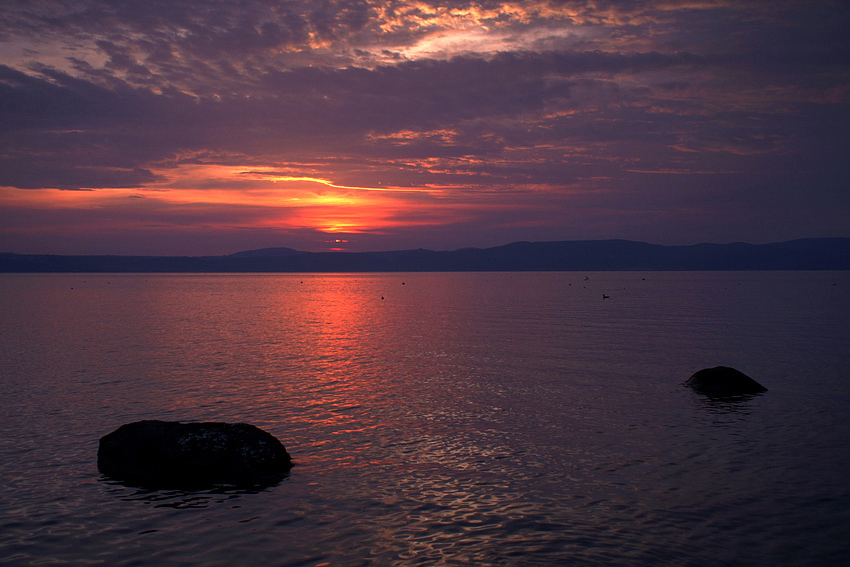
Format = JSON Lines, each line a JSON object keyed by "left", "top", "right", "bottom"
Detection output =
{"left": 98, "top": 420, "right": 292, "bottom": 488}
{"left": 685, "top": 366, "right": 768, "bottom": 398}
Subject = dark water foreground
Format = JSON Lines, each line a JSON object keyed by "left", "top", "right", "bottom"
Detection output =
{"left": 1, "top": 272, "right": 849, "bottom": 566}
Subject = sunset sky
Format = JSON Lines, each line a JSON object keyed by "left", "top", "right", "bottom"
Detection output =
{"left": 1, "top": 0, "right": 848, "bottom": 255}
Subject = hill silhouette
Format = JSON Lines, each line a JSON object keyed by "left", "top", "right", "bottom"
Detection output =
{"left": 1, "top": 238, "right": 849, "bottom": 272}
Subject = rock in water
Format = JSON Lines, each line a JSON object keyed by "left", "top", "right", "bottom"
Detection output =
{"left": 98, "top": 420, "right": 292, "bottom": 488}
{"left": 685, "top": 366, "right": 768, "bottom": 398}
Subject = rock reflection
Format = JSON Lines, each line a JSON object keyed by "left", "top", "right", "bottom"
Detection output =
{"left": 690, "top": 392, "right": 764, "bottom": 416}
{"left": 99, "top": 475, "right": 288, "bottom": 509}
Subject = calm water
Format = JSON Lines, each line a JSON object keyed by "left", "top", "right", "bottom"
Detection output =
{"left": 1, "top": 271, "right": 849, "bottom": 566}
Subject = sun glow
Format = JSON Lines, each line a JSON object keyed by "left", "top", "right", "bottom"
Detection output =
{"left": 0, "top": 162, "right": 454, "bottom": 238}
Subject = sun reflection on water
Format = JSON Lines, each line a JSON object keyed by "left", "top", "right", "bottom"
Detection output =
{"left": 4, "top": 272, "right": 849, "bottom": 565}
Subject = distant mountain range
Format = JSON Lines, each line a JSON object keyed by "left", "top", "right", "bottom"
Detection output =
{"left": 2, "top": 238, "right": 849, "bottom": 272}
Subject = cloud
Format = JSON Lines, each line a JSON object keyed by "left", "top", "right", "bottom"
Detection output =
{"left": 1, "top": 48, "right": 709, "bottom": 188}
{"left": 1, "top": 0, "right": 849, "bottom": 252}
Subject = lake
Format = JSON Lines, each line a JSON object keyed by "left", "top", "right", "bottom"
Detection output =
{"left": 1, "top": 271, "right": 849, "bottom": 566}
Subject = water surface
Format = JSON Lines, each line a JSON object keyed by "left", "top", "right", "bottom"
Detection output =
{"left": 1, "top": 272, "right": 849, "bottom": 565}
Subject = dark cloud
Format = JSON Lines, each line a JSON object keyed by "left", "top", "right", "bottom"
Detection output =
{"left": 1, "top": 0, "right": 848, "bottom": 252}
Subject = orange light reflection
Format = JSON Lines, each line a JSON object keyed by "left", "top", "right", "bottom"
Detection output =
{"left": 282, "top": 276, "right": 400, "bottom": 461}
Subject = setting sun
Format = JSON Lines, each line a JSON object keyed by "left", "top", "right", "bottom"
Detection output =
{"left": 0, "top": 0, "right": 846, "bottom": 257}
{"left": 1, "top": 1, "right": 849, "bottom": 564}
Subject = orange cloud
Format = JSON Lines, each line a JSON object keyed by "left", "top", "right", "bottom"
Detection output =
{"left": 0, "top": 161, "right": 463, "bottom": 237}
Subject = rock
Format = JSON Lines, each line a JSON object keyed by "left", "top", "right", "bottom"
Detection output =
{"left": 685, "top": 366, "right": 768, "bottom": 398}
{"left": 98, "top": 420, "right": 292, "bottom": 488}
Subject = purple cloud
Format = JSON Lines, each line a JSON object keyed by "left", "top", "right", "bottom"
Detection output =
{"left": 0, "top": 0, "right": 848, "bottom": 253}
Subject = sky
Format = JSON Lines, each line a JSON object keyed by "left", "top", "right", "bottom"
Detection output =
{"left": 1, "top": 0, "right": 849, "bottom": 255}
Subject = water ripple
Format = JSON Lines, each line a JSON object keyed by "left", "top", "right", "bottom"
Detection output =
{"left": 1, "top": 272, "right": 849, "bottom": 566}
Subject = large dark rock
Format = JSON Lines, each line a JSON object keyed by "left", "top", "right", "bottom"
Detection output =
{"left": 685, "top": 366, "right": 768, "bottom": 398}
{"left": 98, "top": 420, "right": 292, "bottom": 488}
